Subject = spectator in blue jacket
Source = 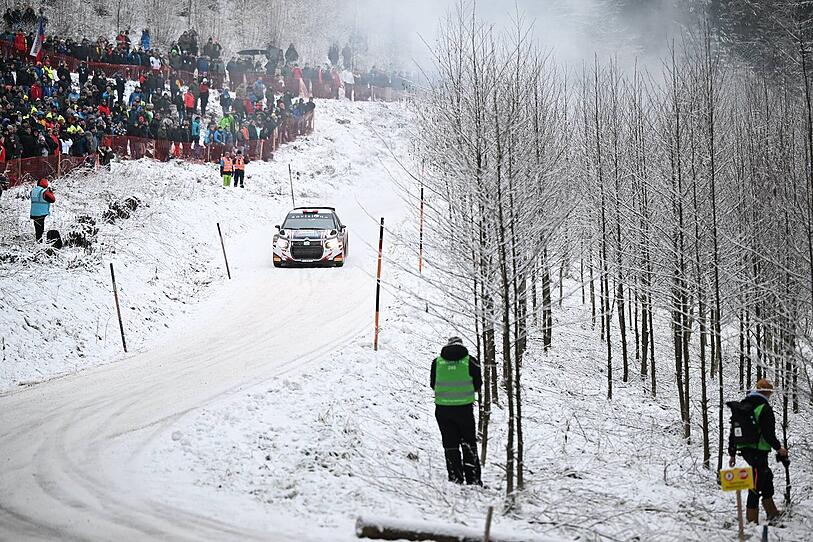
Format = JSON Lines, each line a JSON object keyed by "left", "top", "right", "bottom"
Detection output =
{"left": 197, "top": 55, "right": 210, "bottom": 75}
{"left": 30, "top": 178, "right": 56, "bottom": 241}
{"left": 128, "top": 87, "right": 144, "bottom": 106}
{"left": 219, "top": 88, "right": 232, "bottom": 113}
{"left": 202, "top": 122, "right": 216, "bottom": 144}
{"left": 140, "top": 29, "right": 150, "bottom": 51}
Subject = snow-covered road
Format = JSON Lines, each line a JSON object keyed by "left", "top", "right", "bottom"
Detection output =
{"left": 0, "top": 101, "right": 411, "bottom": 540}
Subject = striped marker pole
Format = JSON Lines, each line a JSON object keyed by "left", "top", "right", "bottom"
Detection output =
{"left": 374, "top": 217, "right": 384, "bottom": 351}
{"left": 419, "top": 184, "right": 424, "bottom": 273}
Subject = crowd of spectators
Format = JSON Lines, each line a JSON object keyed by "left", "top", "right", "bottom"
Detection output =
{"left": 226, "top": 41, "right": 412, "bottom": 100}
{"left": 0, "top": 32, "right": 315, "bottom": 174}
{"left": 1, "top": 15, "right": 226, "bottom": 84}
{"left": 0, "top": 50, "right": 315, "bottom": 166}
{"left": 0, "top": 10, "right": 411, "bottom": 181}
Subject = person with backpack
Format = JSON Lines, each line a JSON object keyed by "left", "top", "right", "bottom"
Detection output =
{"left": 430, "top": 337, "right": 482, "bottom": 486}
{"left": 30, "top": 178, "right": 56, "bottom": 242}
{"left": 727, "top": 378, "right": 789, "bottom": 524}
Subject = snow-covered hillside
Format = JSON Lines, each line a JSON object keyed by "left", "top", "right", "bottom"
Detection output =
{"left": 141, "top": 231, "right": 813, "bottom": 541}
{"left": 0, "top": 99, "right": 401, "bottom": 391}
{"left": 0, "top": 98, "right": 810, "bottom": 542}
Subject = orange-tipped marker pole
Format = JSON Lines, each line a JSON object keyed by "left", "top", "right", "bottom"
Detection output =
{"left": 374, "top": 217, "right": 384, "bottom": 351}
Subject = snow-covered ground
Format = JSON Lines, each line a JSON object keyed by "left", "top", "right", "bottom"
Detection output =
{"left": 141, "top": 238, "right": 813, "bottom": 541}
{"left": 0, "top": 98, "right": 380, "bottom": 390}
{"left": 1, "top": 98, "right": 810, "bottom": 542}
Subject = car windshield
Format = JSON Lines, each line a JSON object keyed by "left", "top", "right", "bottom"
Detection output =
{"left": 282, "top": 213, "right": 337, "bottom": 230}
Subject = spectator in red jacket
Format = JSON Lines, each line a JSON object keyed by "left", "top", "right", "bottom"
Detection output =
{"left": 198, "top": 78, "right": 210, "bottom": 116}
{"left": 14, "top": 31, "right": 26, "bottom": 53}
{"left": 30, "top": 82, "right": 42, "bottom": 101}
{"left": 183, "top": 89, "right": 195, "bottom": 119}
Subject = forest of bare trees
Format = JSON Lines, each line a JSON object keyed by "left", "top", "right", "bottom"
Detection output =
{"left": 413, "top": 1, "right": 813, "bottom": 505}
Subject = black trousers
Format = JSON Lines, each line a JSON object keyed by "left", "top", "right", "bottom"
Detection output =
{"left": 32, "top": 216, "right": 45, "bottom": 241}
{"left": 233, "top": 170, "right": 244, "bottom": 187}
{"left": 741, "top": 449, "right": 774, "bottom": 508}
{"left": 435, "top": 404, "right": 481, "bottom": 485}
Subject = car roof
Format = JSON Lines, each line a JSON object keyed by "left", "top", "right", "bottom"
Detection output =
{"left": 290, "top": 206, "right": 335, "bottom": 213}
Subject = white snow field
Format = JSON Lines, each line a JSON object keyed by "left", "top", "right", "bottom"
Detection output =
{"left": 0, "top": 98, "right": 810, "bottom": 542}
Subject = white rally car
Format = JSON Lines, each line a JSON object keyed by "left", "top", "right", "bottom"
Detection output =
{"left": 272, "top": 207, "right": 348, "bottom": 267}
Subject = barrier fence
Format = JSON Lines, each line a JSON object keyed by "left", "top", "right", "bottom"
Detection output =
{"left": 3, "top": 112, "right": 314, "bottom": 189}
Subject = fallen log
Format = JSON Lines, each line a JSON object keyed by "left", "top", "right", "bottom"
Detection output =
{"left": 355, "top": 515, "right": 561, "bottom": 542}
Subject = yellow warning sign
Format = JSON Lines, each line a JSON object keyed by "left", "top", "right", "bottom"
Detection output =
{"left": 720, "top": 467, "right": 755, "bottom": 491}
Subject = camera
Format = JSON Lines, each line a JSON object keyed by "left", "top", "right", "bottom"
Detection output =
{"left": 775, "top": 453, "right": 790, "bottom": 467}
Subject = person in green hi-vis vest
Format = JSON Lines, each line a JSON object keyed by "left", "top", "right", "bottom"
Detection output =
{"left": 430, "top": 337, "right": 482, "bottom": 485}
{"left": 727, "top": 378, "right": 789, "bottom": 524}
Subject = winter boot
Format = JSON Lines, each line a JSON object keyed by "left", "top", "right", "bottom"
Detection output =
{"left": 762, "top": 498, "right": 783, "bottom": 524}
{"left": 443, "top": 448, "right": 464, "bottom": 484}
{"left": 745, "top": 507, "right": 759, "bottom": 524}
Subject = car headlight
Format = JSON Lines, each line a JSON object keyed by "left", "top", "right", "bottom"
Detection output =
{"left": 325, "top": 238, "right": 339, "bottom": 250}
{"left": 275, "top": 238, "right": 289, "bottom": 250}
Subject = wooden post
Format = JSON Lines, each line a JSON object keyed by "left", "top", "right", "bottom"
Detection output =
{"left": 288, "top": 164, "right": 296, "bottom": 208}
{"left": 355, "top": 515, "right": 544, "bottom": 542}
{"left": 374, "top": 217, "right": 384, "bottom": 351}
{"left": 419, "top": 184, "right": 424, "bottom": 273}
{"left": 217, "top": 222, "right": 231, "bottom": 279}
{"left": 483, "top": 506, "right": 494, "bottom": 542}
{"left": 109, "top": 263, "right": 127, "bottom": 353}
{"left": 736, "top": 490, "right": 745, "bottom": 542}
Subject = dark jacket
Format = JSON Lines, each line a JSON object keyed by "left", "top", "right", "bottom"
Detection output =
{"left": 430, "top": 344, "right": 482, "bottom": 392}
{"left": 285, "top": 45, "right": 299, "bottom": 64}
{"left": 728, "top": 392, "right": 782, "bottom": 456}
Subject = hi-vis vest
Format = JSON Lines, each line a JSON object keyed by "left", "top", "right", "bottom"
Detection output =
{"left": 737, "top": 403, "right": 772, "bottom": 452}
{"left": 234, "top": 156, "right": 245, "bottom": 170}
{"left": 222, "top": 156, "right": 233, "bottom": 173}
{"left": 434, "top": 355, "right": 475, "bottom": 406}
{"left": 30, "top": 185, "right": 51, "bottom": 217}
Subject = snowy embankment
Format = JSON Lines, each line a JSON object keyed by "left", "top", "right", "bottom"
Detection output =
{"left": 0, "top": 98, "right": 367, "bottom": 391}
{"left": 133, "top": 118, "right": 812, "bottom": 541}
{"left": 142, "top": 252, "right": 813, "bottom": 541}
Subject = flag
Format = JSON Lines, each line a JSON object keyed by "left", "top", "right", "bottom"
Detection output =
{"left": 29, "top": 15, "right": 45, "bottom": 62}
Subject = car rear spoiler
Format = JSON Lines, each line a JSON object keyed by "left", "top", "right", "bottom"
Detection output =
{"left": 293, "top": 206, "right": 336, "bottom": 211}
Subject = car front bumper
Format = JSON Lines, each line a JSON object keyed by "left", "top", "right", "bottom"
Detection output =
{"left": 273, "top": 243, "right": 344, "bottom": 265}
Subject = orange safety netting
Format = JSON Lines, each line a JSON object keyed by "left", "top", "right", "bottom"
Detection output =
{"left": 2, "top": 113, "right": 314, "bottom": 189}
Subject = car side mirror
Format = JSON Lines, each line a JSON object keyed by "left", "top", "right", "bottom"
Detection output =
{"left": 340, "top": 225, "right": 346, "bottom": 231}
{"left": 274, "top": 224, "right": 280, "bottom": 230}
